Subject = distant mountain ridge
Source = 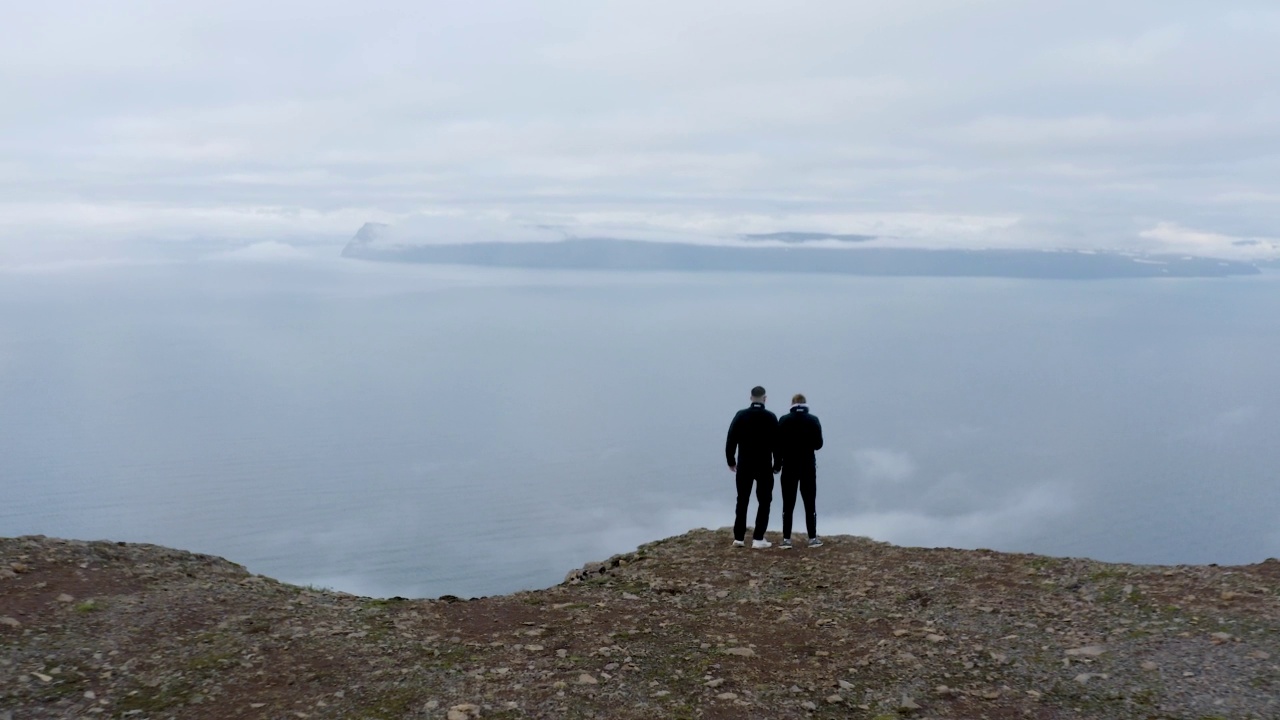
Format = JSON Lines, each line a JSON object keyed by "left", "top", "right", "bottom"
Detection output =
{"left": 341, "top": 222, "right": 1261, "bottom": 279}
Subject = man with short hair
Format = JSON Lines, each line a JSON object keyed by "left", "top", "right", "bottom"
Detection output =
{"left": 776, "top": 393, "right": 824, "bottom": 548}
{"left": 725, "top": 386, "right": 780, "bottom": 549}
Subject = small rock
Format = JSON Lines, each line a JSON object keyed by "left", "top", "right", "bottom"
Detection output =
{"left": 1073, "top": 673, "right": 1108, "bottom": 683}
{"left": 925, "top": 633, "right": 946, "bottom": 643}
{"left": 524, "top": 644, "right": 544, "bottom": 651}
{"left": 249, "top": 703, "right": 266, "bottom": 709}
{"left": 838, "top": 680, "right": 854, "bottom": 690}
{"left": 652, "top": 690, "right": 670, "bottom": 697}
{"left": 621, "top": 593, "right": 640, "bottom": 600}
{"left": 723, "top": 647, "right": 755, "bottom": 657}
{"left": 899, "top": 695, "right": 921, "bottom": 710}
{"left": 1210, "top": 632, "right": 1233, "bottom": 643}
{"left": 448, "top": 703, "right": 481, "bottom": 719}
{"left": 825, "top": 694, "right": 843, "bottom": 704}
{"left": 424, "top": 700, "right": 438, "bottom": 710}
{"left": 1141, "top": 661, "right": 1159, "bottom": 670}
{"left": 578, "top": 673, "right": 599, "bottom": 685}
{"left": 800, "top": 700, "right": 817, "bottom": 710}
{"left": 32, "top": 672, "right": 52, "bottom": 683}
{"left": 1248, "top": 650, "right": 1271, "bottom": 660}
{"left": 705, "top": 678, "right": 725, "bottom": 688}
{"left": 0, "top": 617, "right": 20, "bottom": 628}
{"left": 933, "top": 685, "right": 952, "bottom": 696}
{"left": 1065, "top": 645, "right": 1105, "bottom": 657}
{"left": 716, "top": 692, "right": 738, "bottom": 701}
{"left": 57, "top": 593, "right": 75, "bottom": 603}
{"left": 892, "top": 629, "right": 910, "bottom": 637}
{"left": 10, "top": 563, "right": 28, "bottom": 573}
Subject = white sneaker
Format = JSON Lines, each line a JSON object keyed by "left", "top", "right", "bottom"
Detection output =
{"left": 752, "top": 538, "right": 773, "bottom": 549}
{"left": 732, "top": 540, "right": 745, "bottom": 548}
{"left": 779, "top": 538, "right": 792, "bottom": 549}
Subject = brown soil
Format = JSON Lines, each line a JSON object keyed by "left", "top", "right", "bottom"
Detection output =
{"left": 3, "top": 530, "right": 1279, "bottom": 719}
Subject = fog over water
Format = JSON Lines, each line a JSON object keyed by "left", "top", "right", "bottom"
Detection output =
{"left": 3, "top": 254, "right": 1278, "bottom": 598}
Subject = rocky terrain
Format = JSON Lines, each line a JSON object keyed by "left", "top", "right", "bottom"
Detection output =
{"left": 3, "top": 529, "right": 1279, "bottom": 719}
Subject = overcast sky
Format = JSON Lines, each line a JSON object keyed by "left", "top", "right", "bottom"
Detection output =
{"left": 3, "top": 1, "right": 1280, "bottom": 262}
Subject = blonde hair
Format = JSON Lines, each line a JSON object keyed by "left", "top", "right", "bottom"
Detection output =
{"left": 791, "top": 393, "right": 806, "bottom": 404}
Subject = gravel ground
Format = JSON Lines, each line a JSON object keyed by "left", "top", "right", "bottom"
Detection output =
{"left": 3, "top": 529, "right": 1279, "bottom": 719}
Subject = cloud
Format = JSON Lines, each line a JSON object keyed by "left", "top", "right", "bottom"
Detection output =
{"left": 1181, "top": 405, "right": 1263, "bottom": 446}
{"left": 852, "top": 448, "right": 917, "bottom": 484}
{"left": 204, "top": 241, "right": 310, "bottom": 261}
{"left": 1139, "top": 223, "right": 1280, "bottom": 258}
{"left": 3, "top": 2, "right": 1280, "bottom": 257}
{"left": 823, "top": 482, "right": 1075, "bottom": 550}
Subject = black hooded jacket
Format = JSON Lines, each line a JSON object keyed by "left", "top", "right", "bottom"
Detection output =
{"left": 725, "top": 402, "right": 779, "bottom": 470}
{"left": 777, "top": 404, "right": 823, "bottom": 471}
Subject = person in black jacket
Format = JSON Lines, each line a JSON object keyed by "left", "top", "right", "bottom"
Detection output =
{"left": 776, "top": 393, "right": 824, "bottom": 548}
{"left": 725, "top": 386, "right": 780, "bottom": 548}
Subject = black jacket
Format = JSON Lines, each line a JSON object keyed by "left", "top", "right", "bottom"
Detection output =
{"left": 725, "top": 402, "right": 779, "bottom": 470}
{"left": 777, "top": 405, "right": 823, "bottom": 471}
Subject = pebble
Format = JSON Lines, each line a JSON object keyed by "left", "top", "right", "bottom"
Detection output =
{"left": 578, "top": 673, "right": 599, "bottom": 684}
{"left": 447, "top": 704, "right": 481, "bottom": 720}
{"left": 800, "top": 700, "right": 817, "bottom": 710}
{"left": 716, "top": 692, "right": 738, "bottom": 700}
{"left": 1065, "top": 645, "right": 1105, "bottom": 657}
{"left": 705, "top": 678, "right": 724, "bottom": 688}
{"left": 825, "top": 694, "right": 843, "bottom": 704}
{"left": 0, "top": 617, "right": 21, "bottom": 628}
{"left": 723, "top": 647, "right": 755, "bottom": 657}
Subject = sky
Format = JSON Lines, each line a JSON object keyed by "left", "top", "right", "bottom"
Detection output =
{"left": 3, "top": 0, "right": 1280, "bottom": 264}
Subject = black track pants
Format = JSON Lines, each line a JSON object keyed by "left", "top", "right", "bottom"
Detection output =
{"left": 733, "top": 466, "right": 774, "bottom": 541}
{"left": 780, "top": 468, "right": 817, "bottom": 540}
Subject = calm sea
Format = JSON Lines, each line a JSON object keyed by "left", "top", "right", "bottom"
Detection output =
{"left": 3, "top": 253, "right": 1278, "bottom": 597}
